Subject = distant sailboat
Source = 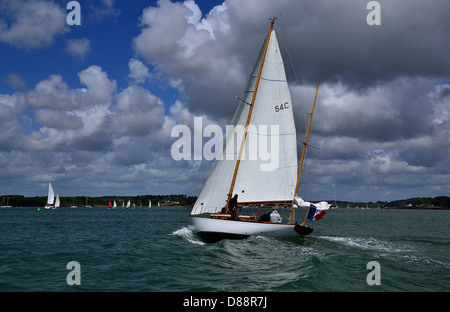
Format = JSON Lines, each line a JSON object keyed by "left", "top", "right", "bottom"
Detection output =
{"left": 126, "top": 200, "right": 131, "bottom": 209}
{"left": 84, "top": 196, "right": 91, "bottom": 208}
{"left": 45, "top": 182, "right": 55, "bottom": 209}
{"left": 149, "top": 200, "right": 152, "bottom": 208}
{"left": 1, "top": 196, "right": 12, "bottom": 208}
{"left": 53, "top": 194, "right": 60, "bottom": 209}
{"left": 112, "top": 200, "right": 117, "bottom": 209}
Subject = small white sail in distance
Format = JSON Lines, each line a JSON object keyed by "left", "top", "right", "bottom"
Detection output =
{"left": 45, "top": 182, "right": 55, "bottom": 209}
{"left": 54, "top": 193, "right": 60, "bottom": 209}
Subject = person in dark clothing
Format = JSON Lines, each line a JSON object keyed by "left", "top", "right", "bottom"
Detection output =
{"left": 228, "top": 194, "right": 238, "bottom": 220}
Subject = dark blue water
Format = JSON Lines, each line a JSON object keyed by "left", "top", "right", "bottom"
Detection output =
{"left": 0, "top": 207, "right": 448, "bottom": 292}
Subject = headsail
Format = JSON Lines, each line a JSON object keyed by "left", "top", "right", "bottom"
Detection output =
{"left": 54, "top": 194, "right": 60, "bottom": 208}
{"left": 191, "top": 26, "right": 297, "bottom": 215}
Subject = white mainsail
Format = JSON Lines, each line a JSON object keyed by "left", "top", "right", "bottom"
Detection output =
{"left": 45, "top": 182, "right": 55, "bottom": 209}
{"left": 191, "top": 30, "right": 297, "bottom": 215}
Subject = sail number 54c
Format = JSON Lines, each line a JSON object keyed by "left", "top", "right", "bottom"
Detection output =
{"left": 274, "top": 102, "right": 289, "bottom": 112}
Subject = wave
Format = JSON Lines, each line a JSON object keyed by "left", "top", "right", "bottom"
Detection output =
{"left": 171, "top": 225, "right": 205, "bottom": 245}
{"left": 318, "top": 235, "right": 413, "bottom": 253}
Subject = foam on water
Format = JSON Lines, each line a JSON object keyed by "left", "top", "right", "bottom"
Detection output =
{"left": 172, "top": 225, "right": 205, "bottom": 245}
{"left": 318, "top": 235, "right": 413, "bottom": 253}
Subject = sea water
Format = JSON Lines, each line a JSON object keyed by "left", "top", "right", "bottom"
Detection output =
{"left": 0, "top": 207, "right": 448, "bottom": 292}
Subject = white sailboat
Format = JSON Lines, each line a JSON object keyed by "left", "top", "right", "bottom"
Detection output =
{"left": 112, "top": 200, "right": 117, "bottom": 209}
{"left": 45, "top": 182, "right": 55, "bottom": 209}
{"left": 189, "top": 19, "right": 331, "bottom": 243}
{"left": 1, "top": 196, "right": 12, "bottom": 208}
{"left": 149, "top": 200, "right": 152, "bottom": 208}
{"left": 126, "top": 200, "right": 131, "bottom": 209}
{"left": 53, "top": 193, "right": 60, "bottom": 209}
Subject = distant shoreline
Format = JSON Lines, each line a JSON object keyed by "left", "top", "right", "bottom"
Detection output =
{"left": 1, "top": 195, "right": 449, "bottom": 210}
{"left": 381, "top": 206, "right": 450, "bottom": 211}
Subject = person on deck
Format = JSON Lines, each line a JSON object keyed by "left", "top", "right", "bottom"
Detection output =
{"left": 270, "top": 207, "right": 282, "bottom": 223}
{"left": 228, "top": 194, "right": 238, "bottom": 220}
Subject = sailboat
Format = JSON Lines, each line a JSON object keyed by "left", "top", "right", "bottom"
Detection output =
{"left": 44, "top": 182, "right": 55, "bottom": 209}
{"left": 125, "top": 200, "right": 131, "bottom": 209}
{"left": 53, "top": 193, "right": 60, "bottom": 209}
{"left": 189, "top": 18, "right": 331, "bottom": 243}
{"left": 1, "top": 196, "right": 12, "bottom": 208}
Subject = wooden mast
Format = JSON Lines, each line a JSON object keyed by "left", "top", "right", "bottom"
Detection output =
{"left": 225, "top": 18, "right": 276, "bottom": 212}
{"left": 288, "top": 81, "right": 320, "bottom": 224}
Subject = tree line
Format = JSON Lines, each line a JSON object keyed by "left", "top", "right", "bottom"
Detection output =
{"left": 1, "top": 194, "right": 449, "bottom": 209}
{"left": 0, "top": 194, "right": 197, "bottom": 207}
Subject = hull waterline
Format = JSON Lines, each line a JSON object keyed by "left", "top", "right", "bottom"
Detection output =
{"left": 190, "top": 215, "right": 312, "bottom": 243}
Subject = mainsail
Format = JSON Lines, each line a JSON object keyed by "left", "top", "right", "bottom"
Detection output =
{"left": 47, "top": 182, "right": 55, "bottom": 206}
{"left": 191, "top": 28, "right": 297, "bottom": 215}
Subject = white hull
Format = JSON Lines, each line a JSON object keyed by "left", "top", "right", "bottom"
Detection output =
{"left": 190, "top": 215, "right": 312, "bottom": 243}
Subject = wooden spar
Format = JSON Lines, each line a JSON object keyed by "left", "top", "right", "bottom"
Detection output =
{"left": 288, "top": 81, "right": 320, "bottom": 224}
{"left": 225, "top": 18, "right": 276, "bottom": 213}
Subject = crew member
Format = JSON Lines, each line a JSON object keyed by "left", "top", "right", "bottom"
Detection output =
{"left": 270, "top": 207, "right": 282, "bottom": 223}
{"left": 228, "top": 194, "right": 238, "bottom": 220}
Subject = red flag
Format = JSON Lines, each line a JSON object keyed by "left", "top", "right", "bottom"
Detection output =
{"left": 314, "top": 210, "right": 326, "bottom": 221}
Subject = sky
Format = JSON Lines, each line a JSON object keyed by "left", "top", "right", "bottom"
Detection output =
{"left": 0, "top": 0, "right": 449, "bottom": 202}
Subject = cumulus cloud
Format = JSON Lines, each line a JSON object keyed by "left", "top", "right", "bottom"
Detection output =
{"left": 0, "top": 58, "right": 209, "bottom": 196}
{"left": 133, "top": 0, "right": 242, "bottom": 117}
{"left": 128, "top": 0, "right": 450, "bottom": 201}
{"left": 128, "top": 58, "right": 153, "bottom": 84}
{"left": 65, "top": 38, "right": 91, "bottom": 61}
{"left": 1, "top": 0, "right": 449, "bottom": 201}
{"left": 0, "top": 0, "right": 68, "bottom": 49}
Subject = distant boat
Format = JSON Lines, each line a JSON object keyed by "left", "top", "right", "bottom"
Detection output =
{"left": 1, "top": 196, "right": 12, "bottom": 208}
{"left": 53, "top": 194, "right": 60, "bottom": 209}
{"left": 108, "top": 200, "right": 112, "bottom": 209}
{"left": 149, "top": 200, "right": 152, "bottom": 208}
{"left": 45, "top": 182, "right": 55, "bottom": 209}
{"left": 126, "top": 200, "right": 131, "bottom": 209}
{"left": 84, "top": 196, "right": 91, "bottom": 208}
{"left": 112, "top": 200, "right": 117, "bottom": 209}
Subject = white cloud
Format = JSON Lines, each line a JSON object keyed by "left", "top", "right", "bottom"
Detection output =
{"left": 78, "top": 65, "right": 117, "bottom": 104}
{"left": 0, "top": 0, "right": 68, "bottom": 49}
{"left": 128, "top": 58, "right": 152, "bottom": 84}
{"left": 27, "top": 74, "right": 80, "bottom": 110}
{"left": 112, "top": 85, "right": 165, "bottom": 136}
{"left": 65, "top": 38, "right": 91, "bottom": 61}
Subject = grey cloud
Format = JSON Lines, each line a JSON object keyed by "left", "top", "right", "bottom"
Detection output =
{"left": 34, "top": 109, "right": 83, "bottom": 130}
